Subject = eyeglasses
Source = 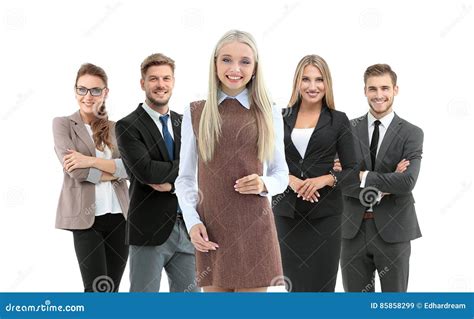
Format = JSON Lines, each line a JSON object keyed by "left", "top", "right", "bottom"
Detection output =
{"left": 75, "top": 86, "right": 106, "bottom": 97}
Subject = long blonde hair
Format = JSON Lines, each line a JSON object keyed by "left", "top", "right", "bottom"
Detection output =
{"left": 198, "top": 30, "right": 274, "bottom": 163}
{"left": 288, "top": 55, "right": 335, "bottom": 109}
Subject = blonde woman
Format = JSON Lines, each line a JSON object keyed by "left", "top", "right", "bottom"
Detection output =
{"left": 272, "top": 55, "right": 357, "bottom": 291}
{"left": 175, "top": 30, "right": 288, "bottom": 292}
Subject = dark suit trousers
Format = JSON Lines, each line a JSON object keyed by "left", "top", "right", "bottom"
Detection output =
{"left": 275, "top": 214, "right": 341, "bottom": 292}
{"left": 72, "top": 213, "right": 129, "bottom": 292}
{"left": 341, "top": 219, "right": 411, "bottom": 292}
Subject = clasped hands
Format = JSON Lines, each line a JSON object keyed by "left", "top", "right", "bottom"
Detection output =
{"left": 289, "top": 175, "right": 330, "bottom": 203}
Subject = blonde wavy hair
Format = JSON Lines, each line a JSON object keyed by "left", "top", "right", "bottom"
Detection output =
{"left": 198, "top": 30, "right": 274, "bottom": 163}
{"left": 288, "top": 54, "right": 335, "bottom": 110}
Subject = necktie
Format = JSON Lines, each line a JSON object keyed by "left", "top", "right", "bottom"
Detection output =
{"left": 159, "top": 115, "right": 174, "bottom": 160}
{"left": 370, "top": 120, "right": 381, "bottom": 170}
{"left": 159, "top": 114, "right": 181, "bottom": 214}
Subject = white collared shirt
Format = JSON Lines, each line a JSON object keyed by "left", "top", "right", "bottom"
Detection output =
{"left": 175, "top": 89, "right": 289, "bottom": 232}
{"left": 141, "top": 101, "right": 175, "bottom": 141}
{"left": 360, "top": 111, "right": 395, "bottom": 208}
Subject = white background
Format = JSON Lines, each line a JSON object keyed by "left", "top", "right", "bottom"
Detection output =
{"left": 1, "top": 0, "right": 473, "bottom": 292}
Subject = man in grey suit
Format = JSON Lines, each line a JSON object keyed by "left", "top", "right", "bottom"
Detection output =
{"left": 340, "top": 64, "right": 423, "bottom": 292}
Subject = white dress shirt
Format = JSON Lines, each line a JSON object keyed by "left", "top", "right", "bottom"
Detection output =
{"left": 175, "top": 89, "right": 289, "bottom": 232}
{"left": 84, "top": 124, "right": 122, "bottom": 216}
{"left": 360, "top": 111, "right": 395, "bottom": 187}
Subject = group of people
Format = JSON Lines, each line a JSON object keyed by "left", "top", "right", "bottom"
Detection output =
{"left": 53, "top": 30, "right": 423, "bottom": 293}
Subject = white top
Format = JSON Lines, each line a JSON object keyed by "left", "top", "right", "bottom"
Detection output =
{"left": 291, "top": 128, "right": 314, "bottom": 158}
{"left": 175, "top": 89, "right": 290, "bottom": 232}
{"left": 84, "top": 124, "right": 122, "bottom": 216}
{"left": 141, "top": 101, "right": 175, "bottom": 140}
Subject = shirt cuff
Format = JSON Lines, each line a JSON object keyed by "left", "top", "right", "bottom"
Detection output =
{"left": 360, "top": 171, "right": 369, "bottom": 188}
{"left": 86, "top": 167, "right": 102, "bottom": 184}
{"left": 113, "top": 159, "right": 128, "bottom": 179}
{"left": 183, "top": 217, "right": 203, "bottom": 234}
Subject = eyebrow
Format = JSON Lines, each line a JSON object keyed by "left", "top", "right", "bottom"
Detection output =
{"left": 220, "top": 54, "right": 253, "bottom": 60}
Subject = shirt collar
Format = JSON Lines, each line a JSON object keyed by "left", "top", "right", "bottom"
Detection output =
{"left": 368, "top": 110, "right": 394, "bottom": 128}
{"left": 218, "top": 88, "right": 250, "bottom": 109}
{"left": 141, "top": 101, "right": 171, "bottom": 122}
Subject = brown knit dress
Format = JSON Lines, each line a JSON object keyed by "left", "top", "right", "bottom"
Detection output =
{"left": 190, "top": 99, "right": 283, "bottom": 289}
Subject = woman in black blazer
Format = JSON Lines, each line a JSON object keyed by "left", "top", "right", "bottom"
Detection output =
{"left": 272, "top": 55, "right": 357, "bottom": 292}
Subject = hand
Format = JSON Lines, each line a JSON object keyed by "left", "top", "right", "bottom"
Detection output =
{"left": 148, "top": 183, "right": 172, "bottom": 192}
{"left": 63, "top": 149, "right": 94, "bottom": 172}
{"left": 332, "top": 159, "right": 342, "bottom": 172}
{"left": 289, "top": 175, "right": 304, "bottom": 192}
{"left": 234, "top": 174, "right": 267, "bottom": 194}
{"left": 395, "top": 159, "right": 410, "bottom": 173}
{"left": 297, "top": 176, "right": 330, "bottom": 203}
{"left": 289, "top": 175, "right": 318, "bottom": 203}
{"left": 189, "top": 224, "right": 219, "bottom": 253}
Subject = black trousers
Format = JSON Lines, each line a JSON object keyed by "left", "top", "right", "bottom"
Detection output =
{"left": 275, "top": 214, "right": 342, "bottom": 292}
{"left": 340, "top": 219, "right": 411, "bottom": 292}
{"left": 72, "top": 213, "right": 128, "bottom": 292}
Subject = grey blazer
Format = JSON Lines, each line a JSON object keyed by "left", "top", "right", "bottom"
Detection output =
{"left": 342, "top": 113, "right": 423, "bottom": 243}
{"left": 52, "top": 111, "right": 129, "bottom": 230}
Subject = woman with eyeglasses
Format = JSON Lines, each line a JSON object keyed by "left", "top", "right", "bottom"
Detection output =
{"left": 52, "top": 63, "right": 129, "bottom": 292}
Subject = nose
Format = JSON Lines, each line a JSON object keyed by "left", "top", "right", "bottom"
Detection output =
{"left": 231, "top": 63, "right": 241, "bottom": 72}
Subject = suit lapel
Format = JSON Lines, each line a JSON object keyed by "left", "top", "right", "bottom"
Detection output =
{"left": 170, "top": 111, "right": 181, "bottom": 160}
{"left": 303, "top": 107, "right": 331, "bottom": 158}
{"left": 283, "top": 104, "right": 301, "bottom": 159}
{"left": 135, "top": 105, "right": 171, "bottom": 161}
{"left": 375, "top": 113, "right": 402, "bottom": 170}
{"left": 69, "top": 111, "right": 96, "bottom": 156}
{"left": 354, "top": 114, "right": 371, "bottom": 170}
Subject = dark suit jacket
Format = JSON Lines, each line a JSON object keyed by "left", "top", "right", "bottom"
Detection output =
{"left": 115, "top": 104, "right": 182, "bottom": 246}
{"left": 272, "top": 103, "right": 358, "bottom": 219}
{"left": 342, "top": 113, "right": 423, "bottom": 243}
